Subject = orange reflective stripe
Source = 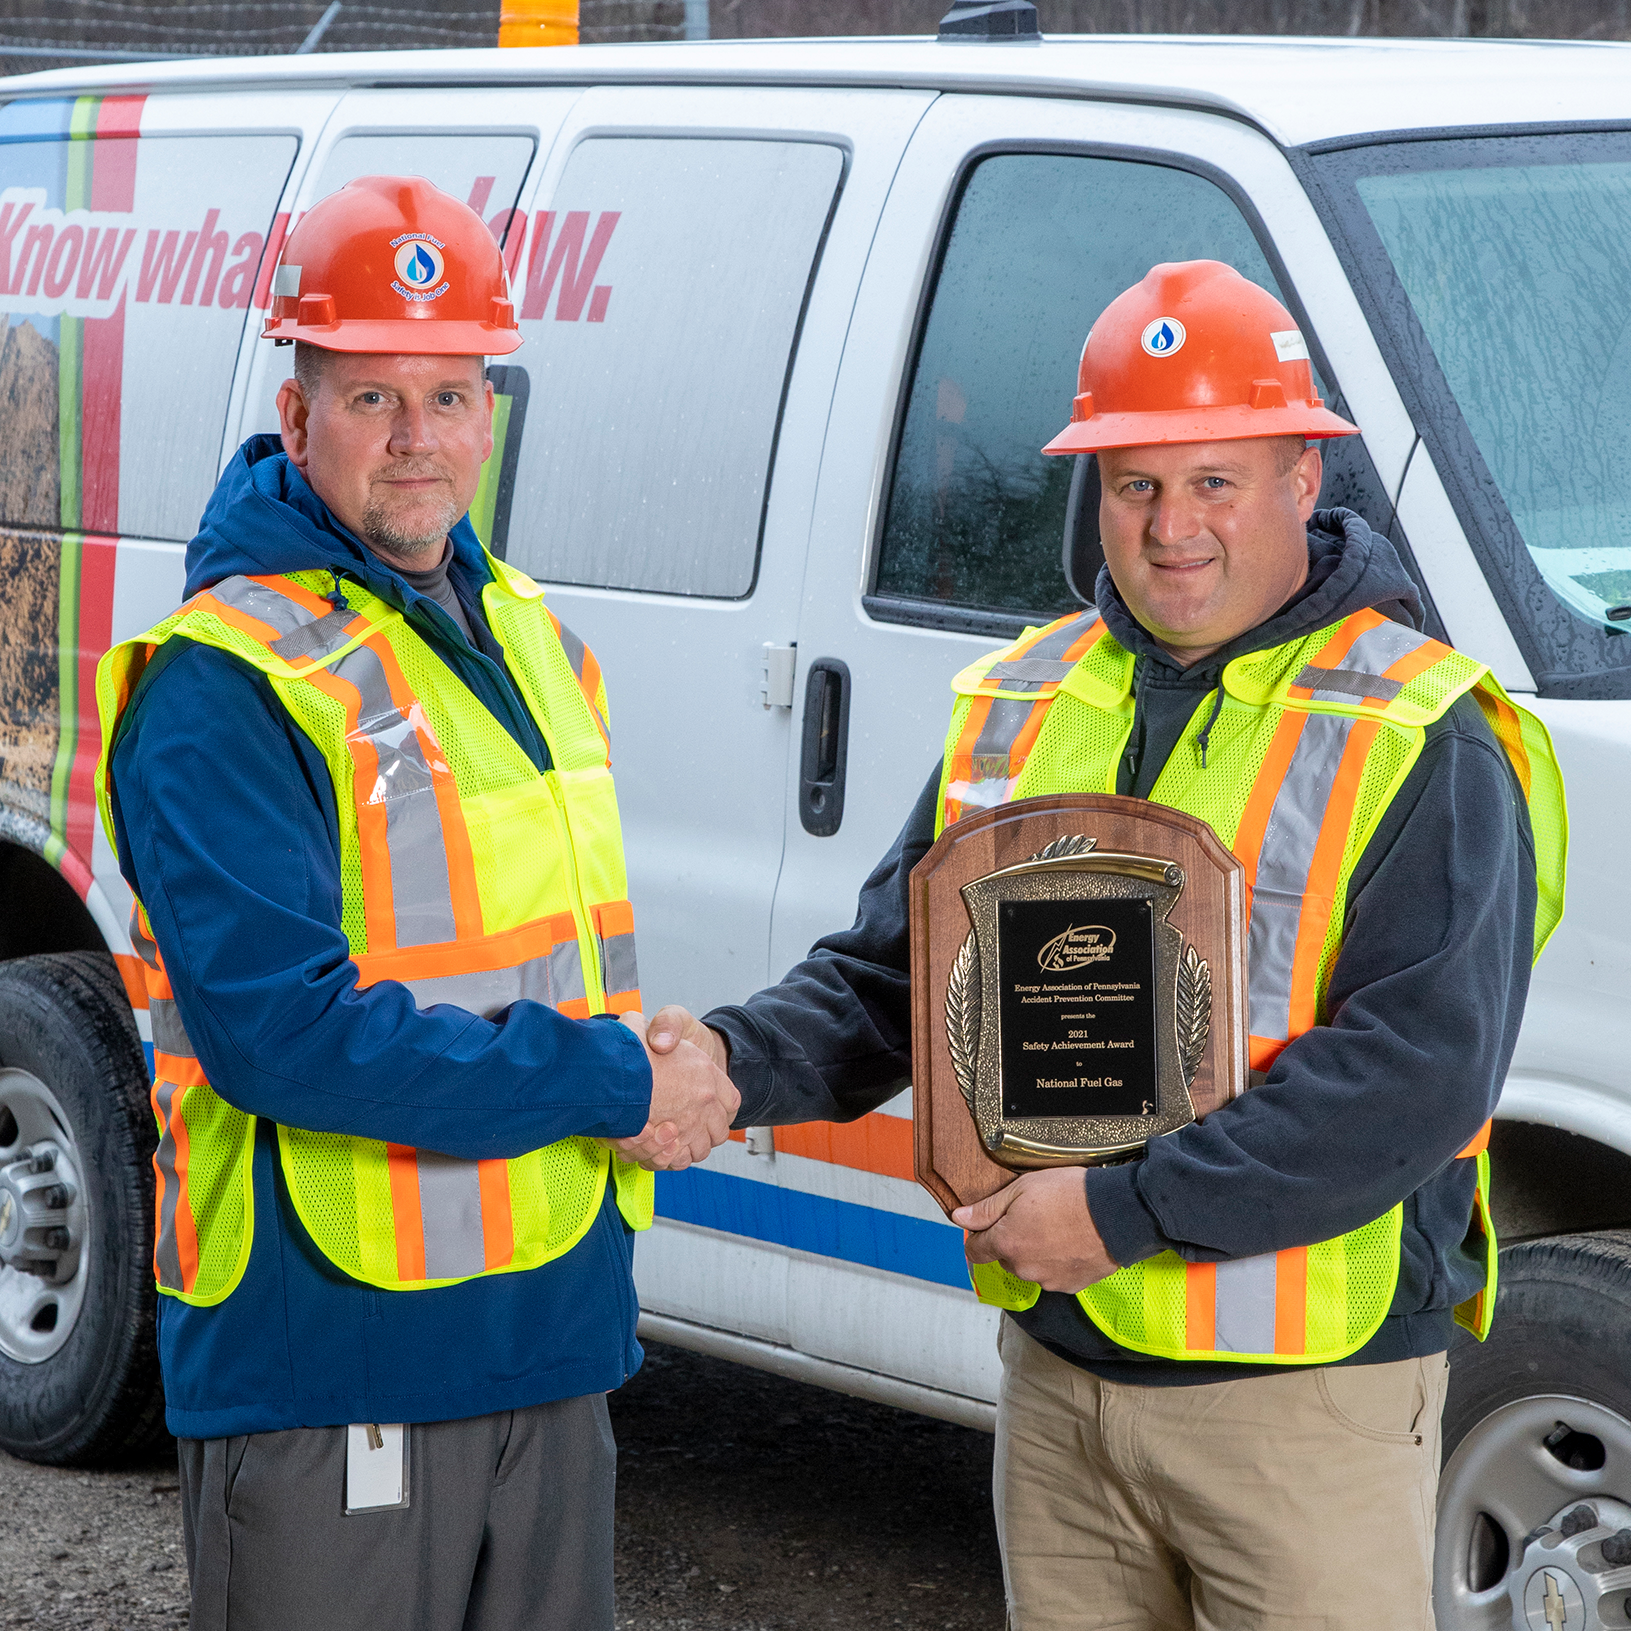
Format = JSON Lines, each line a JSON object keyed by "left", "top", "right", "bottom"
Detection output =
{"left": 154, "top": 1051, "right": 208, "bottom": 1088}
{"left": 1185, "top": 1261, "right": 1217, "bottom": 1351}
{"left": 592, "top": 899, "right": 634, "bottom": 938}
{"left": 1457, "top": 1120, "right": 1492, "bottom": 1160}
{"left": 1273, "top": 1247, "right": 1308, "bottom": 1356}
{"left": 1475, "top": 687, "right": 1533, "bottom": 800}
{"left": 144, "top": 964, "right": 174, "bottom": 1003}
{"left": 1231, "top": 709, "right": 1307, "bottom": 899}
{"left": 1248, "top": 1036, "right": 1286, "bottom": 1073}
{"left": 114, "top": 953, "right": 148, "bottom": 1009}
{"left": 1369, "top": 638, "right": 1445, "bottom": 705}
{"left": 365, "top": 633, "right": 483, "bottom": 939}
{"left": 387, "top": 1144, "right": 427, "bottom": 1282}
{"left": 477, "top": 1159, "right": 515, "bottom": 1270}
{"left": 352, "top": 910, "right": 580, "bottom": 988}
{"left": 1305, "top": 607, "right": 1387, "bottom": 672}
{"left": 167, "top": 1095, "right": 202, "bottom": 1293}
{"left": 1287, "top": 719, "right": 1380, "bottom": 1037}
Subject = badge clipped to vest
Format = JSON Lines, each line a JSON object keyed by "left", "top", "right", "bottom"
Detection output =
{"left": 909, "top": 793, "right": 1249, "bottom": 1215}
{"left": 345, "top": 1422, "right": 410, "bottom": 1513}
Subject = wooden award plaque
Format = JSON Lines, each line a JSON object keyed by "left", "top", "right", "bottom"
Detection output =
{"left": 909, "top": 794, "right": 1247, "bottom": 1216}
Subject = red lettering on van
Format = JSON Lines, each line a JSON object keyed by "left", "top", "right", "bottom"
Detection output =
{"left": 137, "top": 227, "right": 199, "bottom": 303}
{"left": 467, "top": 176, "right": 496, "bottom": 216}
{"left": 521, "top": 210, "right": 618, "bottom": 323}
{"left": 43, "top": 224, "right": 82, "bottom": 300}
{"left": 252, "top": 212, "right": 292, "bottom": 310}
{"left": 218, "top": 231, "right": 263, "bottom": 309}
{"left": 0, "top": 200, "right": 33, "bottom": 292}
{"left": 75, "top": 227, "right": 137, "bottom": 302}
{"left": 182, "top": 209, "right": 229, "bottom": 306}
{"left": 18, "top": 223, "right": 52, "bottom": 298}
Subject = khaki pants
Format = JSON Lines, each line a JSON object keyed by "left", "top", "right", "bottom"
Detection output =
{"left": 994, "top": 1319, "right": 1447, "bottom": 1631}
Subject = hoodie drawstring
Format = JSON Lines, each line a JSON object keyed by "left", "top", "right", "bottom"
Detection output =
{"left": 1195, "top": 685, "right": 1227, "bottom": 769}
{"left": 326, "top": 569, "right": 347, "bottom": 608}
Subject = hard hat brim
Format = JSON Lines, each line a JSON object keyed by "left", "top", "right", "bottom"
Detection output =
{"left": 261, "top": 317, "right": 524, "bottom": 356}
{"left": 1042, "top": 401, "right": 1359, "bottom": 456}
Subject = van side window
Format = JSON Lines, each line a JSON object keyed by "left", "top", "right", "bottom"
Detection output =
{"left": 505, "top": 138, "right": 843, "bottom": 598}
{"left": 0, "top": 102, "right": 296, "bottom": 541}
{"left": 872, "top": 154, "right": 1293, "bottom": 631}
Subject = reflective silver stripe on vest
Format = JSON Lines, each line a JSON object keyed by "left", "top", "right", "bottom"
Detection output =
{"left": 400, "top": 939, "right": 588, "bottom": 1019}
{"left": 1212, "top": 1254, "right": 1279, "bottom": 1353}
{"left": 1295, "top": 619, "right": 1430, "bottom": 704}
{"left": 987, "top": 658, "right": 1076, "bottom": 684}
{"left": 555, "top": 616, "right": 609, "bottom": 743}
{"left": 332, "top": 641, "right": 458, "bottom": 949}
{"left": 980, "top": 611, "right": 1100, "bottom": 696}
{"left": 600, "top": 931, "right": 639, "bottom": 997}
{"left": 413, "top": 1152, "right": 487, "bottom": 1281}
{"left": 949, "top": 697, "right": 1047, "bottom": 813}
{"left": 152, "top": 1078, "right": 185, "bottom": 1292}
{"left": 129, "top": 906, "right": 160, "bottom": 970}
{"left": 1247, "top": 712, "right": 1356, "bottom": 1044}
{"left": 148, "top": 996, "right": 195, "bottom": 1059}
{"left": 208, "top": 574, "right": 361, "bottom": 665}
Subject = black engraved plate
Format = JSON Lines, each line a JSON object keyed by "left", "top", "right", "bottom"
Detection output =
{"left": 996, "top": 896, "right": 1157, "bottom": 1119}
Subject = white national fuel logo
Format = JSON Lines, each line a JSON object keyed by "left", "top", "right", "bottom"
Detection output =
{"left": 1037, "top": 924, "right": 1117, "bottom": 972}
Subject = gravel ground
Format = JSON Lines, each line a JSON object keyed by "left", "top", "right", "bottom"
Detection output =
{"left": 0, "top": 1343, "right": 1006, "bottom": 1630}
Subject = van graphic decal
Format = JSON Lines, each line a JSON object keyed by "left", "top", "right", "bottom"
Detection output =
{"left": 0, "top": 191, "right": 273, "bottom": 318}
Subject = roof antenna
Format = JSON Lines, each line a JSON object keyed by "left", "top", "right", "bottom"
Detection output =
{"left": 937, "top": 0, "right": 1041, "bottom": 39}
{"left": 297, "top": 1, "right": 342, "bottom": 53}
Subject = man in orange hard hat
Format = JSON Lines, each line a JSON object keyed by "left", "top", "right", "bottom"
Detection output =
{"left": 96, "top": 176, "right": 735, "bottom": 1630}
{"left": 634, "top": 260, "right": 1564, "bottom": 1627}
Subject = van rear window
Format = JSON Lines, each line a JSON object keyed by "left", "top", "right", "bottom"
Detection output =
{"left": 0, "top": 100, "right": 296, "bottom": 542}
{"left": 871, "top": 153, "right": 1298, "bottom": 633}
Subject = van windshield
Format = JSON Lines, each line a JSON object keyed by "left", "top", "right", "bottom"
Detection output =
{"left": 1315, "top": 132, "right": 1631, "bottom": 693}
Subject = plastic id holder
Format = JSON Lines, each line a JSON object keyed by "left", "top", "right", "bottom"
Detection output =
{"left": 344, "top": 1422, "right": 409, "bottom": 1513}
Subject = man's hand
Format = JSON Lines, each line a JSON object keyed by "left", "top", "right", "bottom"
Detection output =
{"left": 611, "top": 1011, "right": 739, "bottom": 1172}
{"left": 951, "top": 1168, "right": 1120, "bottom": 1293}
{"left": 644, "top": 1004, "right": 730, "bottom": 1073}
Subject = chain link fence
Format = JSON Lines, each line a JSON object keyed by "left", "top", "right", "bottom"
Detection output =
{"left": 0, "top": 0, "right": 1623, "bottom": 80}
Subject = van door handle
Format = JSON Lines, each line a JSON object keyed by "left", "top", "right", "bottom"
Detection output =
{"left": 799, "top": 658, "right": 851, "bottom": 837}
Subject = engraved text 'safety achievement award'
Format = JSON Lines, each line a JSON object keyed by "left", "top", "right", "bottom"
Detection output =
{"left": 909, "top": 794, "right": 1249, "bottom": 1214}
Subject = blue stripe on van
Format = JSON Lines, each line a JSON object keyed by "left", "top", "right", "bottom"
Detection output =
{"left": 654, "top": 1166, "right": 970, "bottom": 1291}
{"left": 0, "top": 99, "right": 77, "bottom": 140}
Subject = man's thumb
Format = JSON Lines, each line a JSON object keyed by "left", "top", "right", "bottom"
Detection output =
{"left": 951, "top": 1182, "right": 1018, "bottom": 1232}
{"left": 646, "top": 1004, "right": 694, "bottom": 1054}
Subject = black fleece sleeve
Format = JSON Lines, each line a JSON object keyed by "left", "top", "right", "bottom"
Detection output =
{"left": 704, "top": 765, "right": 940, "bottom": 1127}
{"left": 1084, "top": 693, "right": 1536, "bottom": 1267}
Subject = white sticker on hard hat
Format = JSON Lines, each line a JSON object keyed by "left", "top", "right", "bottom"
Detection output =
{"left": 1271, "top": 329, "right": 1310, "bottom": 362}
{"left": 1140, "top": 317, "right": 1186, "bottom": 358}
{"left": 390, "top": 233, "right": 449, "bottom": 303}
{"left": 271, "top": 264, "right": 301, "bottom": 298}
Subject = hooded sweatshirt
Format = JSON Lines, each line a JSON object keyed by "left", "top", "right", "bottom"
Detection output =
{"left": 704, "top": 511, "right": 1537, "bottom": 1382}
{"left": 105, "top": 436, "right": 653, "bottom": 1438}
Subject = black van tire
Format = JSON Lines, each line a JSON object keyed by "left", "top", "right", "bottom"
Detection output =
{"left": 1435, "top": 1232, "right": 1631, "bottom": 1625}
{"left": 0, "top": 951, "right": 166, "bottom": 1465}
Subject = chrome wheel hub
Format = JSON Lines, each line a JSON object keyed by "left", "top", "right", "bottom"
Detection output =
{"left": 0, "top": 1068, "right": 90, "bottom": 1363}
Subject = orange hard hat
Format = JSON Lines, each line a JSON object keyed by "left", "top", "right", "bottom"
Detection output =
{"left": 262, "top": 174, "right": 521, "bottom": 356}
{"left": 1042, "top": 260, "right": 1356, "bottom": 455}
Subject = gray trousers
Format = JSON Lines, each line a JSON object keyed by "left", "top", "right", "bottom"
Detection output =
{"left": 178, "top": 1396, "right": 616, "bottom": 1631}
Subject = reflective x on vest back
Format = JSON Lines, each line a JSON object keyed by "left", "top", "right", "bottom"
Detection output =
{"left": 95, "top": 560, "right": 654, "bottom": 1305}
{"left": 936, "top": 606, "right": 1566, "bottom": 1362}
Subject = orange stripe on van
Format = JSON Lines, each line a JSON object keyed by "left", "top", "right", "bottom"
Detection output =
{"left": 387, "top": 1145, "right": 426, "bottom": 1283}
{"left": 774, "top": 1114, "right": 914, "bottom": 1181}
{"left": 1186, "top": 1261, "right": 1217, "bottom": 1351}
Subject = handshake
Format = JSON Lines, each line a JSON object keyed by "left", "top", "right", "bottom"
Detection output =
{"left": 612, "top": 1006, "right": 739, "bottom": 1171}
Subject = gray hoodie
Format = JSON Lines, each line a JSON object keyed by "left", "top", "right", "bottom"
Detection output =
{"left": 706, "top": 509, "right": 1536, "bottom": 1382}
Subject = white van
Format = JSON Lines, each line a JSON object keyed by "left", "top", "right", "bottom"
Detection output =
{"left": 0, "top": 30, "right": 1626, "bottom": 1624}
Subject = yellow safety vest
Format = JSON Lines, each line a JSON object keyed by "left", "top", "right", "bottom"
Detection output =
{"left": 938, "top": 605, "right": 1566, "bottom": 1363}
{"left": 95, "top": 558, "right": 654, "bottom": 1307}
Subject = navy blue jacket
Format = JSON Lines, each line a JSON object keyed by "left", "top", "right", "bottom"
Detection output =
{"left": 707, "top": 513, "right": 1537, "bottom": 1383}
{"left": 106, "top": 436, "right": 653, "bottom": 1438}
